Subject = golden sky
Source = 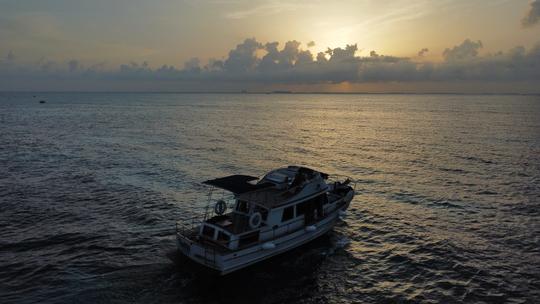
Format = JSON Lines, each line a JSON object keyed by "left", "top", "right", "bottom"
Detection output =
{"left": 1, "top": 0, "right": 538, "bottom": 64}
{"left": 1, "top": 0, "right": 540, "bottom": 92}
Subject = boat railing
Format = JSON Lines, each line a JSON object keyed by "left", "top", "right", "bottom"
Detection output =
{"left": 175, "top": 215, "right": 202, "bottom": 241}
{"left": 176, "top": 171, "right": 354, "bottom": 249}
{"left": 175, "top": 190, "right": 236, "bottom": 240}
{"left": 177, "top": 208, "right": 335, "bottom": 253}
{"left": 327, "top": 174, "right": 357, "bottom": 191}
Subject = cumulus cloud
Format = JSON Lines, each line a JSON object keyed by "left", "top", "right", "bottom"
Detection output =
{"left": 68, "top": 60, "right": 79, "bottom": 72}
{"left": 1, "top": 38, "right": 540, "bottom": 91}
{"left": 183, "top": 58, "right": 201, "bottom": 73}
{"left": 522, "top": 0, "right": 540, "bottom": 27}
{"left": 418, "top": 48, "right": 429, "bottom": 57}
{"left": 223, "top": 38, "right": 262, "bottom": 73}
{"left": 443, "top": 39, "right": 483, "bottom": 61}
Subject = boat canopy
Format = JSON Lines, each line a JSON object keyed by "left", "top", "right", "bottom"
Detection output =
{"left": 203, "top": 175, "right": 272, "bottom": 194}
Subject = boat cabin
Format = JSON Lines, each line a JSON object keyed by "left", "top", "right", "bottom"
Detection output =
{"left": 196, "top": 166, "right": 340, "bottom": 251}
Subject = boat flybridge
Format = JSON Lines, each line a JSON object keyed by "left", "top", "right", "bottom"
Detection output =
{"left": 175, "top": 166, "right": 355, "bottom": 275}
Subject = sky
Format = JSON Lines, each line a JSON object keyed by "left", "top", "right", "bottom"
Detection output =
{"left": 1, "top": 0, "right": 540, "bottom": 92}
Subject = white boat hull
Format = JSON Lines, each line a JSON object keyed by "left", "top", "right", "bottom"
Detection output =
{"left": 176, "top": 189, "right": 354, "bottom": 275}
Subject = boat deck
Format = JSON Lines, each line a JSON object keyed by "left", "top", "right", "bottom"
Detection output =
{"left": 178, "top": 189, "right": 350, "bottom": 254}
{"left": 206, "top": 213, "right": 251, "bottom": 234}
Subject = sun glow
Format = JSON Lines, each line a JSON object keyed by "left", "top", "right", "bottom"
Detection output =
{"left": 309, "top": 17, "right": 362, "bottom": 55}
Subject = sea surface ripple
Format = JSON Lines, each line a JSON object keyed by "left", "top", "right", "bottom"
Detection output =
{"left": 1, "top": 93, "right": 539, "bottom": 303}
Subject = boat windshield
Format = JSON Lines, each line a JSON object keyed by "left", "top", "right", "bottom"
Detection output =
{"left": 262, "top": 172, "right": 289, "bottom": 184}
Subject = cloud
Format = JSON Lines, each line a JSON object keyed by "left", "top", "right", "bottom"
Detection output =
{"left": 1, "top": 38, "right": 540, "bottom": 91}
{"left": 443, "top": 39, "right": 483, "bottom": 61}
{"left": 224, "top": 1, "right": 305, "bottom": 19}
{"left": 223, "top": 38, "right": 263, "bottom": 73}
{"left": 418, "top": 48, "right": 429, "bottom": 57}
{"left": 184, "top": 58, "right": 201, "bottom": 73}
{"left": 68, "top": 60, "right": 79, "bottom": 72}
{"left": 522, "top": 0, "right": 540, "bottom": 27}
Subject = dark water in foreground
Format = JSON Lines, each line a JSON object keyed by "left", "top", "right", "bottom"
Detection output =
{"left": 1, "top": 93, "right": 539, "bottom": 303}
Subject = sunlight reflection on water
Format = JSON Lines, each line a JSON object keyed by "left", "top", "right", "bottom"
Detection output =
{"left": 1, "top": 92, "right": 539, "bottom": 303}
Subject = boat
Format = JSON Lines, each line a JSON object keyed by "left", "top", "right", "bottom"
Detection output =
{"left": 175, "top": 166, "right": 355, "bottom": 275}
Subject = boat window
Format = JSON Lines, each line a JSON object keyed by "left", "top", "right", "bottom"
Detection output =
{"left": 236, "top": 200, "right": 249, "bottom": 213}
{"left": 202, "top": 225, "right": 215, "bottom": 238}
{"left": 297, "top": 195, "right": 325, "bottom": 219}
{"left": 296, "top": 201, "right": 309, "bottom": 216}
{"left": 217, "top": 231, "right": 230, "bottom": 243}
{"left": 322, "top": 194, "right": 329, "bottom": 205}
{"left": 281, "top": 206, "right": 294, "bottom": 222}
{"left": 264, "top": 172, "right": 288, "bottom": 184}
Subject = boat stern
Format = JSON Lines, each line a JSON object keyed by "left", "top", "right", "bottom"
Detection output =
{"left": 176, "top": 232, "right": 226, "bottom": 272}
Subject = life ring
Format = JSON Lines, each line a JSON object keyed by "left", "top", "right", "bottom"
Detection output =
{"left": 214, "top": 199, "right": 227, "bottom": 215}
{"left": 249, "top": 212, "right": 262, "bottom": 229}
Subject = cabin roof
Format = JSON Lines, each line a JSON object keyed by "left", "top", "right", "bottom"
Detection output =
{"left": 204, "top": 166, "right": 328, "bottom": 206}
{"left": 237, "top": 187, "right": 295, "bottom": 208}
{"left": 203, "top": 175, "right": 272, "bottom": 194}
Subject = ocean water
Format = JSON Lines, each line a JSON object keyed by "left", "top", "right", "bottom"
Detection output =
{"left": 1, "top": 92, "right": 539, "bottom": 303}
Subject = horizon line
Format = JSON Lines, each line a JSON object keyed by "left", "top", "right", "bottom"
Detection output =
{"left": 1, "top": 91, "right": 540, "bottom": 96}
